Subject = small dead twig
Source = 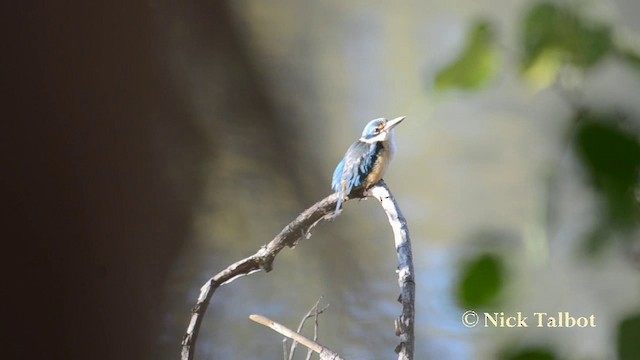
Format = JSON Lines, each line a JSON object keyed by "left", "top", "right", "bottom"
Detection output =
{"left": 305, "top": 302, "right": 323, "bottom": 360}
{"left": 283, "top": 339, "right": 288, "bottom": 360}
{"left": 288, "top": 297, "right": 330, "bottom": 360}
{"left": 250, "top": 315, "right": 344, "bottom": 360}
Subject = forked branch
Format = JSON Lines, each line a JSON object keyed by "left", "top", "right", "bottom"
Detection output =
{"left": 181, "top": 181, "right": 415, "bottom": 360}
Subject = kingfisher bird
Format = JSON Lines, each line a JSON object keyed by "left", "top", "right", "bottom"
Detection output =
{"left": 331, "top": 116, "right": 405, "bottom": 212}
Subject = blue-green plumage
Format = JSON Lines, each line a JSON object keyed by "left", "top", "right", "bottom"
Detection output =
{"left": 331, "top": 141, "right": 382, "bottom": 193}
{"left": 331, "top": 116, "right": 405, "bottom": 212}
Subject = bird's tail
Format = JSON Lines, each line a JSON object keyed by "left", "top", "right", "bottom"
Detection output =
{"left": 335, "top": 191, "right": 344, "bottom": 214}
{"left": 334, "top": 180, "right": 350, "bottom": 215}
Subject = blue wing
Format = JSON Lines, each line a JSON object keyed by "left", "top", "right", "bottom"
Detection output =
{"left": 331, "top": 141, "right": 379, "bottom": 212}
{"left": 331, "top": 158, "right": 346, "bottom": 191}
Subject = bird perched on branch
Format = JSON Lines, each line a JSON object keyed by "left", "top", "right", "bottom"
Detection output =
{"left": 331, "top": 116, "right": 405, "bottom": 212}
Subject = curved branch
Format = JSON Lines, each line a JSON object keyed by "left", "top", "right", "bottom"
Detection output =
{"left": 180, "top": 181, "right": 415, "bottom": 360}
{"left": 181, "top": 191, "right": 364, "bottom": 360}
{"left": 370, "top": 181, "right": 415, "bottom": 360}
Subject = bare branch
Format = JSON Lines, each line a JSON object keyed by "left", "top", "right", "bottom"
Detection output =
{"left": 181, "top": 180, "right": 415, "bottom": 360}
{"left": 369, "top": 181, "right": 415, "bottom": 360}
{"left": 250, "top": 315, "right": 344, "bottom": 360}
{"left": 181, "top": 191, "right": 365, "bottom": 360}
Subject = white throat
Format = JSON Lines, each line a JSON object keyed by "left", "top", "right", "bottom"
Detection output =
{"left": 359, "top": 129, "right": 394, "bottom": 144}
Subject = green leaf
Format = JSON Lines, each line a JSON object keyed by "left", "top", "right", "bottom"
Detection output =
{"left": 522, "top": 3, "right": 562, "bottom": 69}
{"left": 582, "top": 223, "right": 613, "bottom": 256}
{"left": 572, "top": 22, "right": 611, "bottom": 66}
{"left": 501, "top": 347, "right": 557, "bottom": 360}
{"left": 522, "top": 3, "right": 612, "bottom": 89}
{"left": 457, "top": 253, "right": 504, "bottom": 308}
{"left": 618, "top": 314, "right": 640, "bottom": 360}
{"left": 616, "top": 46, "right": 640, "bottom": 75}
{"left": 574, "top": 112, "right": 640, "bottom": 228}
{"left": 435, "top": 21, "right": 499, "bottom": 91}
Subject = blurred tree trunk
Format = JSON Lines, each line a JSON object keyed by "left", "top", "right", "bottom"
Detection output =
{"left": 4, "top": 1, "right": 299, "bottom": 359}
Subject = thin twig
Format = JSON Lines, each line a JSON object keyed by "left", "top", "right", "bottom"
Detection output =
{"left": 370, "top": 180, "right": 416, "bottom": 360}
{"left": 289, "top": 298, "right": 329, "bottom": 360}
{"left": 283, "top": 339, "right": 288, "bottom": 360}
{"left": 181, "top": 191, "right": 365, "bottom": 360}
{"left": 305, "top": 302, "right": 322, "bottom": 360}
{"left": 250, "top": 315, "right": 344, "bottom": 360}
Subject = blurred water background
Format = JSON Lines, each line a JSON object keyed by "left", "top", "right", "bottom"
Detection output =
{"left": 152, "top": 1, "right": 640, "bottom": 359}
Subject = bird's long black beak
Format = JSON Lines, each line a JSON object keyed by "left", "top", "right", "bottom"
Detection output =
{"left": 383, "top": 116, "right": 406, "bottom": 131}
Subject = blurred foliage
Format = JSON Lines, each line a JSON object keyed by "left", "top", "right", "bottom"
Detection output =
{"left": 457, "top": 253, "right": 505, "bottom": 308}
{"left": 500, "top": 346, "right": 558, "bottom": 360}
{"left": 436, "top": 3, "right": 640, "bottom": 92}
{"left": 435, "top": 2, "right": 640, "bottom": 254}
{"left": 435, "top": 21, "right": 499, "bottom": 91}
{"left": 616, "top": 47, "right": 640, "bottom": 75}
{"left": 618, "top": 313, "right": 640, "bottom": 360}
{"left": 573, "top": 112, "right": 640, "bottom": 253}
{"left": 521, "top": 2, "right": 612, "bottom": 89}
{"left": 432, "top": 0, "right": 640, "bottom": 358}
{"left": 574, "top": 114, "right": 640, "bottom": 224}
